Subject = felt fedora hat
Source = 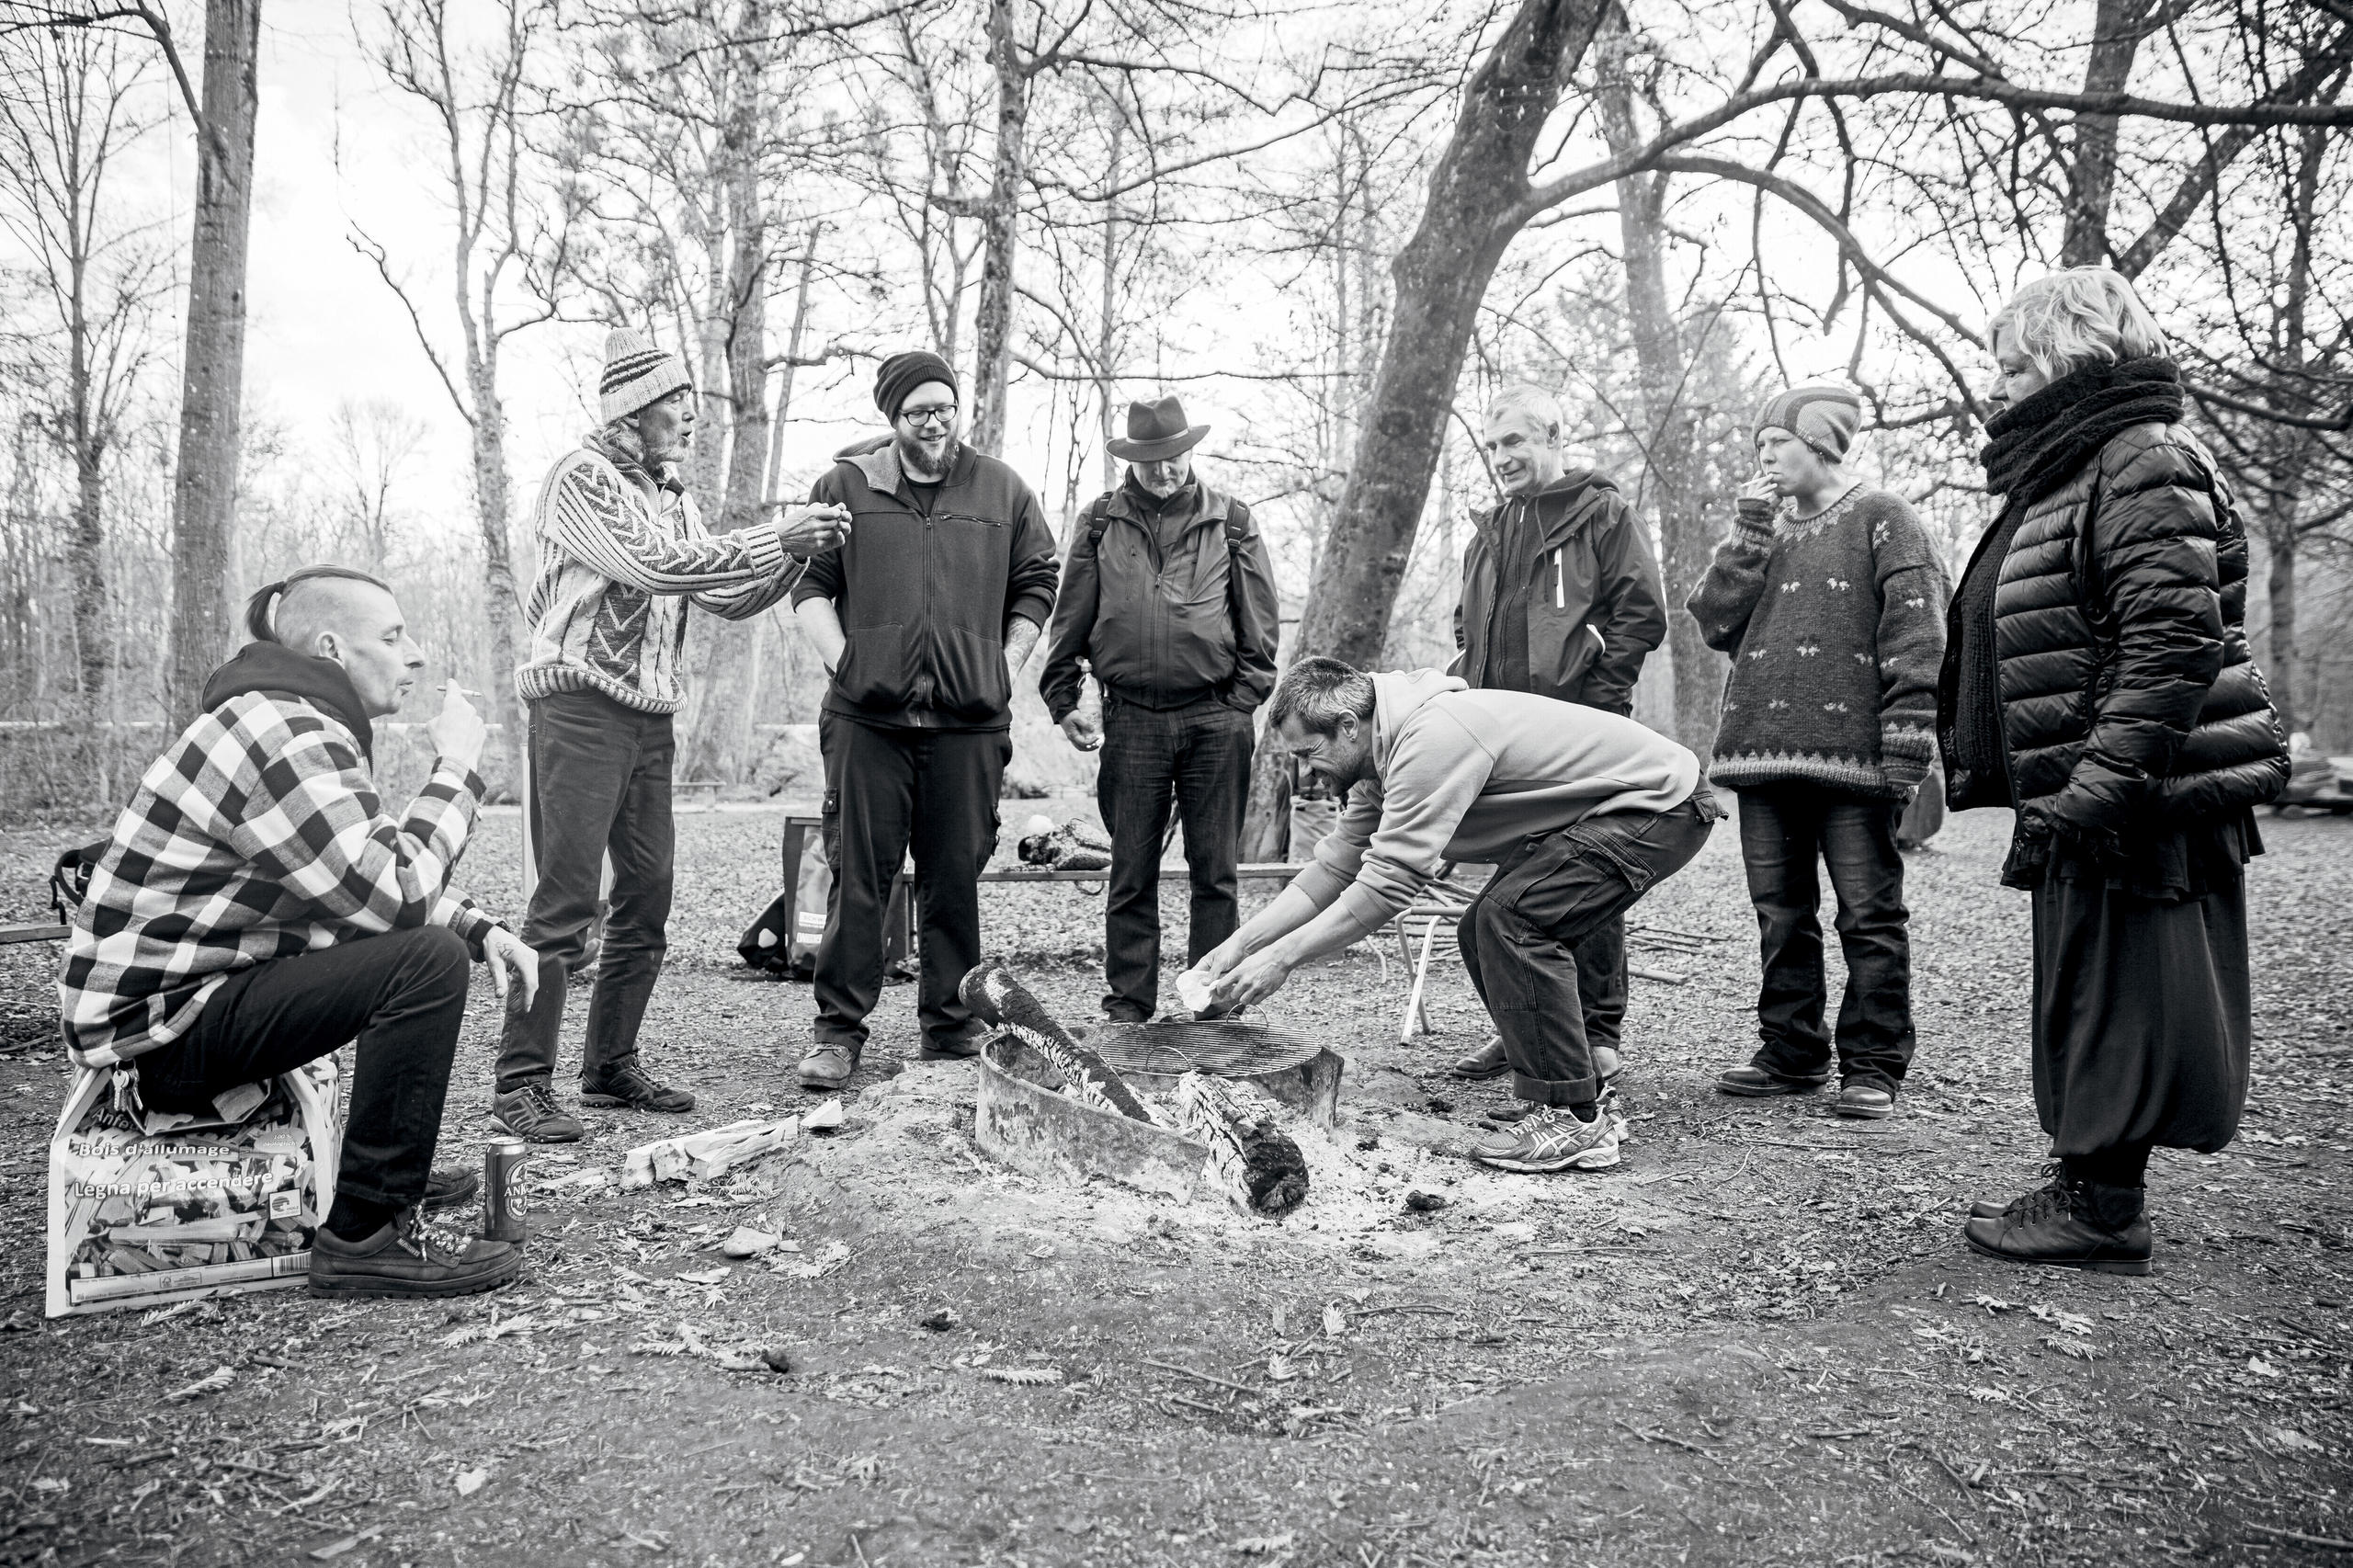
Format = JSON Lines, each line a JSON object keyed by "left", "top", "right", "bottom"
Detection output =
{"left": 1107, "top": 394, "right": 1211, "bottom": 461}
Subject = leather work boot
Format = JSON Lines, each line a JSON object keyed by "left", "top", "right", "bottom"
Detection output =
{"left": 1450, "top": 1035, "right": 1509, "bottom": 1080}
{"left": 580, "top": 1060, "right": 696, "bottom": 1113}
{"left": 1836, "top": 1083, "right": 1897, "bottom": 1119}
{"left": 796, "top": 1042, "right": 858, "bottom": 1090}
{"left": 915, "top": 1031, "right": 986, "bottom": 1063}
{"left": 309, "top": 1209, "right": 520, "bottom": 1299}
{"left": 1971, "top": 1161, "right": 2065, "bottom": 1221}
{"left": 1715, "top": 1064, "right": 1829, "bottom": 1097}
{"left": 1962, "top": 1179, "right": 2153, "bottom": 1276}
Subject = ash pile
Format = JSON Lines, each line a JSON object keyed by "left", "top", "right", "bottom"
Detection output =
{"left": 961, "top": 961, "right": 1341, "bottom": 1218}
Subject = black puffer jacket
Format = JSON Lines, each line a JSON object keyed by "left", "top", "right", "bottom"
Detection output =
{"left": 1939, "top": 420, "right": 2287, "bottom": 836}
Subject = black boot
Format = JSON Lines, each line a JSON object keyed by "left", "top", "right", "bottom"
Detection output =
{"left": 1969, "top": 1161, "right": 2065, "bottom": 1221}
{"left": 1962, "top": 1177, "right": 2152, "bottom": 1276}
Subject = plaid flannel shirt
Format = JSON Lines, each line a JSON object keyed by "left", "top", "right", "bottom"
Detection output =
{"left": 59, "top": 692, "right": 497, "bottom": 1068}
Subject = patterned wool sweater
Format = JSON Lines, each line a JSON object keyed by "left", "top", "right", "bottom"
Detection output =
{"left": 517, "top": 431, "right": 800, "bottom": 714}
{"left": 1686, "top": 484, "right": 1949, "bottom": 798}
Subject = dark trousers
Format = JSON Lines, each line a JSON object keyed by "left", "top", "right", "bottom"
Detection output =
{"left": 1097, "top": 696, "right": 1255, "bottom": 1018}
{"left": 813, "top": 713, "right": 1009, "bottom": 1051}
{"left": 2030, "top": 869, "right": 2248, "bottom": 1162}
{"left": 494, "top": 689, "right": 676, "bottom": 1092}
{"left": 1736, "top": 786, "right": 1915, "bottom": 1092}
{"left": 136, "top": 926, "right": 471, "bottom": 1210}
{"left": 1457, "top": 795, "right": 1717, "bottom": 1105}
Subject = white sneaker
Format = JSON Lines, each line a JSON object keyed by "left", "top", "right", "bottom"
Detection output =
{"left": 1471, "top": 1105, "right": 1620, "bottom": 1173}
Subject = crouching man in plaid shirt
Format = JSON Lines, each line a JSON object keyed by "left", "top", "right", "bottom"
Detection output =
{"left": 59, "top": 566, "right": 540, "bottom": 1299}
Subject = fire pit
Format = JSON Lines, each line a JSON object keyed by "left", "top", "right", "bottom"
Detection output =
{"left": 1084, "top": 1021, "right": 1343, "bottom": 1129}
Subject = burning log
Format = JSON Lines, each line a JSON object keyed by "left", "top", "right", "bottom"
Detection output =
{"left": 959, "top": 962, "right": 1154, "bottom": 1122}
{"left": 1175, "top": 1071, "right": 1309, "bottom": 1218}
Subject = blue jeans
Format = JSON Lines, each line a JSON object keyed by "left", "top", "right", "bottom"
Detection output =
{"left": 1735, "top": 786, "right": 1915, "bottom": 1092}
{"left": 1457, "top": 794, "right": 1719, "bottom": 1105}
{"left": 1097, "top": 696, "right": 1255, "bottom": 1018}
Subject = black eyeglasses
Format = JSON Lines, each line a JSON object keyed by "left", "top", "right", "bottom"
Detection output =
{"left": 901, "top": 405, "right": 957, "bottom": 428}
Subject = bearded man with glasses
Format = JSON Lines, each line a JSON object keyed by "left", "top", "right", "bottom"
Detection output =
{"left": 788, "top": 350, "right": 1060, "bottom": 1088}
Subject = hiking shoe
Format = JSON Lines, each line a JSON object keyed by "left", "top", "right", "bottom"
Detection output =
{"left": 1716, "top": 1064, "right": 1829, "bottom": 1097}
{"left": 914, "top": 1032, "right": 984, "bottom": 1062}
{"left": 423, "top": 1167, "right": 479, "bottom": 1210}
{"left": 309, "top": 1208, "right": 520, "bottom": 1298}
{"left": 580, "top": 1061, "right": 695, "bottom": 1113}
{"left": 1962, "top": 1179, "right": 2152, "bottom": 1276}
{"left": 1471, "top": 1106, "right": 1620, "bottom": 1173}
{"left": 489, "top": 1082, "right": 584, "bottom": 1143}
{"left": 1836, "top": 1083, "right": 1897, "bottom": 1119}
{"left": 1450, "top": 1035, "right": 1509, "bottom": 1080}
{"left": 1971, "top": 1161, "right": 2065, "bottom": 1221}
{"left": 796, "top": 1043, "right": 857, "bottom": 1090}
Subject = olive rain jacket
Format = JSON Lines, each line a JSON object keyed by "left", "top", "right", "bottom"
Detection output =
{"left": 1936, "top": 422, "right": 2288, "bottom": 837}
{"left": 1037, "top": 479, "right": 1281, "bottom": 722}
{"left": 1454, "top": 470, "right": 1667, "bottom": 714}
{"left": 793, "top": 437, "right": 1059, "bottom": 730}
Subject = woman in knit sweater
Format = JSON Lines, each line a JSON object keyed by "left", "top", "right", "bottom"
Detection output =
{"left": 1938, "top": 269, "right": 2285, "bottom": 1276}
{"left": 1687, "top": 387, "right": 1950, "bottom": 1120}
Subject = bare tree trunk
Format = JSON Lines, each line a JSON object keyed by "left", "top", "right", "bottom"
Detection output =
{"left": 70, "top": 415, "right": 106, "bottom": 700}
{"left": 971, "top": 0, "right": 1029, "bottom": 456}
{"left": 166, "top": 0, "right": 262, "bottom": 729}
{"left": 686, "top": 41, "right": 773, "bottom": 785}
{"left": 466, "top": 355, "right": 526, "bottom": 796}
{"left": 1597, "top": 28, "right": 1719, "bottom": 754}
{"left": 2061, "top": 0, "right": 2154, "bottom": 267}
{"left": 1097, "top": 97, "right": 1123, "bottom": 495}
{"left": 1242, "top": 0, "right": 1609, "bottom": 858}
{"left": 2268, "top": 529, "right": 2300, "bottom": 736}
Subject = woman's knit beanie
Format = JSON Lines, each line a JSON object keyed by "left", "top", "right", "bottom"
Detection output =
{"left": 1756, "top": 385, "right": 1863, "bottom": 461}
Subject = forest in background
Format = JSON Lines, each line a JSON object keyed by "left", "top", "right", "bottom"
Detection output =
{"left": 3, "top": 0, "right": 2351, "bottom": 832}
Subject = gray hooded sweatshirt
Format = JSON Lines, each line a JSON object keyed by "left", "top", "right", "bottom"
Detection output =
{"left": 1288, "top": 669, "right": 1700, "bottom": 944}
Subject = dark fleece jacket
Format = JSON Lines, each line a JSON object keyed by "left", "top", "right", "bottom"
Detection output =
{"left": 792, "top": 437, "right": 1059, "bottom": 730}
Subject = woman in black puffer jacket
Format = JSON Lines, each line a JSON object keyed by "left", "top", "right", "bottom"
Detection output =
{"left": 1938, "top": 267, "right": 2288, "bottom": 1277}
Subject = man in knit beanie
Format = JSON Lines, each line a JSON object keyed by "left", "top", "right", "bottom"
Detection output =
{"left": 788, "top": 349, "right": 1059, "bottom": 1087}
{"left": 1686, "top": 384, "right": 1949, "bottom": 1120}
{"left": 490, "top": 328, "right": 850, "bottom": 1142}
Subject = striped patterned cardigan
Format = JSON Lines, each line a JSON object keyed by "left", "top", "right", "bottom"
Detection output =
{"left": 516, "top": 434, "right": 800, "bottom": 714}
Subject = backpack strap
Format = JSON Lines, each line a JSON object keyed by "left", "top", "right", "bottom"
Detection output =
{"left": 1085, "top": 494, "right": 1116, "bottom": 549}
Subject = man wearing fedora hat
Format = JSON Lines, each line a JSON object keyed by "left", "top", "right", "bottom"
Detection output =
{"left": 1040, "top": 394, "right": 1280, "bottom": 1023}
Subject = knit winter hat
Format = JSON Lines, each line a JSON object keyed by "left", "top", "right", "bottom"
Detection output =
{"left": 1756, "top": 385, "right": 1864, "bottom": 461}
{"left": 599, "top": 327, "right": 692, "bottom": 425}
{"left": 874, "top": 350, "right": 959, "bottom": 423}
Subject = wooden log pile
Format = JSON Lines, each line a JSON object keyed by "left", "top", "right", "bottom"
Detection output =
{"left": 961, "top": 960, "right": 1308, "bottom": 1217}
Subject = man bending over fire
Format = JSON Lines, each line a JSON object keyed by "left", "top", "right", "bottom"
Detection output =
{"left": 1187, "top": 656, "right": 1719, "bottom": 1173}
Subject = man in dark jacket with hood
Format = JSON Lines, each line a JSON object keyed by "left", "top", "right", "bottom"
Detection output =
{"left": 789, "top": 351, "right": 1060, "bottom": 1088}
{"left": 1040, "top": 395, "right": 1281, "bottom": 1023}
{"left": 1449, "top": 382, "right": 1668, "bottom": 1087}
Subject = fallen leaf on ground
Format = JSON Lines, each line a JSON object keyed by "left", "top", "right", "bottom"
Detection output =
{"left": 165, "top": 1367, "right": 233, "bottom": 1402}
{"left": 978, "top": 1365, "right": 1062, "bottom": 1385}
{"left": 454, "top": 1467, "right": 489, "bottom": 1496}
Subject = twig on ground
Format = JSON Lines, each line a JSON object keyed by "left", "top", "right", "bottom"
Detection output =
{"left": 2245, "top": 1523, "right": 2353, "bottom": 1551}
{"left": 1612, "top": 1416, "right": 1727, "bottom": 1465}
{"left": 1142, "top": 1357, "right": 1256, "bottom": 1394}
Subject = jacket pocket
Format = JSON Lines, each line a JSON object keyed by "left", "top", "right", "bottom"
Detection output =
{"left": 936, "top": 626, "right": 1010, "bottom": 722}
{"left": 835, "top": 623, "right": 911, "bottom": 710}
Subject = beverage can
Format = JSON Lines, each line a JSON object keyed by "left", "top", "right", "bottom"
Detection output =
{"left": 483, "top": 1136, "right": 529, "bottom": 1243}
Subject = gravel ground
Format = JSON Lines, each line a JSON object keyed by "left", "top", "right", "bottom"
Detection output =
{"left": 0, "top": 798, "right": 2347, "bottom": 1567}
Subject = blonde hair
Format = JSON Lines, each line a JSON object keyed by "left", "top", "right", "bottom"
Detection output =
{"left": 1988, "top": 267, "right": 2170, "bottom": 381}
{"left": 1484, "top": 381, "right": 1564, "bottom": 437}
